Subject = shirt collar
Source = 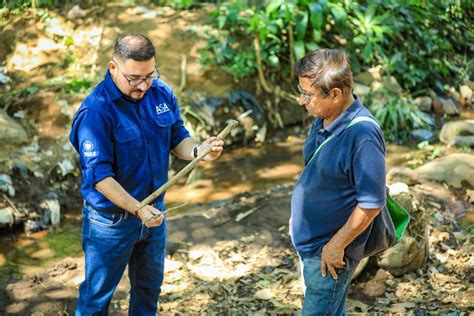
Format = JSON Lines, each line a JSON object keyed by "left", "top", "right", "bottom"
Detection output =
{"left": 104, "top": 70, "right": 122, "bottom": 101}
{"left": 324, "top": 94, "right": 364, "bottom": 136}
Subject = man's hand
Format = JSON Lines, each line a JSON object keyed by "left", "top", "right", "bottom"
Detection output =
{"left": 321, "top": 241, "right": 346, "bottom": 280}
{"left": 137, "top": 205, "right": 163, "bottom": 228}
{"left": 199, "top": 137, "right": 224, "bottom": 161}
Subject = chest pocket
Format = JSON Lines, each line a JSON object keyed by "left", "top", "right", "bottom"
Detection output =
{"left": 114, "top": 126, "right": 145, "bottom": 165}
{"left": 152, "top": 110, "right": 177, "bottom": 150}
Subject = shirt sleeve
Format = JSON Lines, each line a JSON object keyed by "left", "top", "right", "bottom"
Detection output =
{"left": 169, "top": 94, "right": 190, "bottom": 149}
{"left": 69, "top": 109, "right": 115, "bottom": 186}
{"left": 351, "top": 139, "right": 386, "bottom": 209}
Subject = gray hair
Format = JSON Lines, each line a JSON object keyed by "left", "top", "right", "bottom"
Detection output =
{"left": 295, "top": 49, "right": 353, "bottom": 95}
{"left": 113, "top": 34, "right": 155, "bottom": 61}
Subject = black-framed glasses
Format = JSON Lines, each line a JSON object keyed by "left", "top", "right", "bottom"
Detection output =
{"left": 113, "top": 60, "right": 160, "bottom": 87}
{"left": 297, "top": 84, "right": 325, "bottom": 103}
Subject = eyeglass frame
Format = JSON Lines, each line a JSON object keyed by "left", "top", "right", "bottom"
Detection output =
{"left": 297, "top": 84, "right": 329, "bottom": 103}
{"left": 112, "top": 59, "right": 160, "bottom": 87}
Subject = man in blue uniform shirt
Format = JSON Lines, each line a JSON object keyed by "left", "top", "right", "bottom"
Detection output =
{"left": 70, "top": 34, "right": 224, "bottom": 315}
{"left": 290, "top": 49, "right": 386, "bottom": 315}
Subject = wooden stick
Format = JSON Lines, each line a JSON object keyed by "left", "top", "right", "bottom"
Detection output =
{"left": 136, "top": 120, "right": 239, "bottom": 220}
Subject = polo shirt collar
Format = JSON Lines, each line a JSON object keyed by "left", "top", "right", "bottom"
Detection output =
{"left": 325, "top": 95, "right": 364, "bottom": 136}
{"left": 104, "top": 70, "right": 122, "bottom": 101}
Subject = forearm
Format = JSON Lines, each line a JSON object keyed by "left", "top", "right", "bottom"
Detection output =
{"left": 94, "top": 177, "right": 139, "bottom": 213}
{"left": 330, "top": 206, "right": 381, "bottom": 249}
{"left": 171, "top": 137, "right": 197, "bottom": 161}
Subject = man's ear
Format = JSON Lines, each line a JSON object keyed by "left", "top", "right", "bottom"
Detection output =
{"left": 331, "top": 88, "right": 344, "bottom": 103}
{"left": 108, "top": 60, "right": 117, "bottom": 74}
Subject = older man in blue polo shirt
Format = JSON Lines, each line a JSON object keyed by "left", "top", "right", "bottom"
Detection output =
{"left": 290, "top": 49, "right": 386, "bottom": 315}
{"left": 70, "top": 34, "right": 224, "bottom": 315}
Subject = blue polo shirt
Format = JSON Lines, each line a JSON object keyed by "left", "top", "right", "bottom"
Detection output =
{"left": 290, "top": 96, "right": 386, "bottom": 269}
{"left": 69, "top": 71, "right": 190, "bottom": 211}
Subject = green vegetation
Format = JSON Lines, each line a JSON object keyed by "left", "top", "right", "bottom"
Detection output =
{"left": 200, "top": 0, "right": 471, "bottom": 92}
{"left": 367, "top": 88, "right": 434, "bottom": 143}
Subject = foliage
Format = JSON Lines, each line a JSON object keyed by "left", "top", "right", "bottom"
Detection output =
{"left": 199, "top": 0, "right": 472, "bottom": 91}
{"left": 367, "top": 88, "right": 434, "bottom": 143}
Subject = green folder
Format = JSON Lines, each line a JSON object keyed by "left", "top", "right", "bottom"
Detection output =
{"left": 386, "top": 194, "right": 411, "bottom": 241}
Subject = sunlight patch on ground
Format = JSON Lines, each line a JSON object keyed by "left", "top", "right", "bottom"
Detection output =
{"left": 256, "top": 164, "right": 302, "bottom": 180}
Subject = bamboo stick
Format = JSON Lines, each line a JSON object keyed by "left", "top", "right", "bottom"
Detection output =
{"left": 136, "top": 120, "right": 239, "bottom": 221}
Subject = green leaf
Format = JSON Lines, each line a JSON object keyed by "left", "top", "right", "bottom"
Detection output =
{"left": 294, "top": 40, "right": 306, "bottom": 60}
{"left": 295, "top": 12, "right": 309, "bottom": 40}
{"left": 306, "top": 42, "right": 319, "bottom": 51}
{"left": 363, "top": 42, "right": 373, "bottom": 61}
{"left": 307, "top": 3, "right": 323, "bottom": 30}
{"left": 330, "top": 5, "right": 347, "bottom": 22}
{"left": 313, "top": 29, "right": 322, "bottom": 42}
{"left": 266, "top": 0, "right": 284, "bottom": 16}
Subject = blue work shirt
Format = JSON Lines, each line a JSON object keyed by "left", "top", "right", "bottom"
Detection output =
{"left": 290, "top": 96, "right": 386, "bottom": 269}
{"left": 69, "top": 71, "right": 190, "bottom": 211}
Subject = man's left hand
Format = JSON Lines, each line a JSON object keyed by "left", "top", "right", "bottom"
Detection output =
{"left": 321, "top": 241, "right": 346, "bottom": 280}
{"left": 199, "top": 137, "right": 224, "bottom": 161}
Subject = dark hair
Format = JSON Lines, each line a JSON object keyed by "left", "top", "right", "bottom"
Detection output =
{"left": 113, "top": 34, "right": 155, "bottom": 61}
{"left": 295, "top": 49, "right": 353, "bottom": 95}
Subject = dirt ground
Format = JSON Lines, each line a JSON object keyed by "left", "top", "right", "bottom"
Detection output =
{"left": 1, "top": 185, "right": 473, "bottom": 315}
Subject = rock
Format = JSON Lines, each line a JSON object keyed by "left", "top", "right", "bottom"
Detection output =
{"left": 416, "top": 153, "right": 474, "bottom": 188}
{"left": 381, "top": 76, "right": 402, "bottom": 95}
{"left": 387, "top": 167, "right": 420, "bottom": 186}
{"left": 411, "top": 128, "right": 435, "bottom": 142}
{"left": 0, "top": 207, "right": 15, "bottom": 226}
{"left": 440, "top": 97, "right": 460, "bottom": 115}
{"left": 353, "top": 83, "right": 371, "bottom": 99}
{"left": 361, "top": 269, "right": 389, "bottom": 297}
{"left": 0, "top": 70, "right": 11, "bottom": 84}
{"left": 388, "top": 182, "right": 410, "bottom": 196}
{"left": 346, "top": 299, "right": 369, "bottom": 313}
{"left": 377, "top": 236, "right": 426, "bottom": 276}
{"left": 0, "top": 109, "right": 28, "bottom": 145}
{"left": 255, "top": 288, "right": 273, "bottom": 300}
{"left": 40, "top": 198, "right": 61, "bottom": 226}
{"left": 0, "top": 174, "right": 15, "bottom": 196}
{"left": 460, "top": 85, "right": 472, "bottom": 107}
{"left": 66, "top": 5, "right": 87, "bottom": 20}
{"left": 354, "top": 71, "right": 376, "bottom": 86}
{"left": 414, "top": 96, "right": 432, "bottom": 112}
{"left": 439, "top": 120, "right": 474, "bottom": 147}
{"left": 466, "top": 189, "right": 474, "bottom": 203}
{"left": 58, "top": 159, "right": 75, "bottom": 176}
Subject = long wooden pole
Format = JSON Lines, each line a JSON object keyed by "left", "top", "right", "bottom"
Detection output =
{"left": 136, "top": 120, "right": 239, "bottom": 221}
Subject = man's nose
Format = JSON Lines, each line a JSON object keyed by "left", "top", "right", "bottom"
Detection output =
{"left": 136, "top": 80, "right": 148, "bottom": 91}
{"left": 298, "top": 95, "right": 307, "bottom": 107}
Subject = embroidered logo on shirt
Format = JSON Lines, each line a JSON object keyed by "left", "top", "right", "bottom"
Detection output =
{"left": 83, "top": 140, "right": 97, "bottom": 157}
{"left": 156, "top": 103, "right": 170, "bottom": 115}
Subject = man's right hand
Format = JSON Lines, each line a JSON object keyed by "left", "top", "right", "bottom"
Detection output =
{"left": 137, "top": 205, "right": 163, "bottom": 227}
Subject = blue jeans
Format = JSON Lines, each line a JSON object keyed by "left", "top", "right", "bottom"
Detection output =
{"left": 300, "top": 255, "right": 353, "bottom": 316}
{"left": 76, "top": 202, "right": 167, "bottom": 316}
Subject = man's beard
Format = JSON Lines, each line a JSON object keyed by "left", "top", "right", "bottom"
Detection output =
{"left": 112, "top": 74, "right": 145, "bottom": 100}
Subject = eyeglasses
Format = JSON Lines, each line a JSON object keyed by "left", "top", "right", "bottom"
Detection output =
{"left": 113, "top": 60, "right": 160, "bottom": 87}
{"left": 297, "top": 84, "right": 326, "bottom": 103}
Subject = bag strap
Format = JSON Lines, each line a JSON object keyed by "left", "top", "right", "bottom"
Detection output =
{"left": 306, "top": 116, "right": 380, "bottom": 166}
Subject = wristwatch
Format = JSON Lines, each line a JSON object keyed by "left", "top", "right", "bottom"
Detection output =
{"left": 193, "top": 144, "right": 199, "bottom": 158}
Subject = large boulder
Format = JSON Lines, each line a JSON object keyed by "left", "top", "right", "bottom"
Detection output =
{"left": 377, "top": 236, "right": 426, "bottom": 276}
{"left": 0, "top": 109, "right": 28, "bottom": 145}
{"left": 439, "top": 120, "right": 474, "bottom": 147}
{"left": 416, "top": 153, "right": 474, "bottom": 188}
